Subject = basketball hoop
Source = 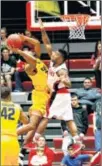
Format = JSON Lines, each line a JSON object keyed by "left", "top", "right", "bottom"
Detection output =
{"left": 60, "top": 14, "right": 90, "bottom": 40}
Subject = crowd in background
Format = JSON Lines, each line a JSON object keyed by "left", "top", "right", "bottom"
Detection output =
{"left": 1, "top": 27, "right": 101, "bottom": 166}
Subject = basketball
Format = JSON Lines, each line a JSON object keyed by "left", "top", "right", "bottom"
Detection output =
{"left": 7, "top": 34, "right": 23, "bottom": 49}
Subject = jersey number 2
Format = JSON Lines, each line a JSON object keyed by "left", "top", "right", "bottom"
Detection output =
{"left": 1, "top": 107, "right": 15, "bottom": 120}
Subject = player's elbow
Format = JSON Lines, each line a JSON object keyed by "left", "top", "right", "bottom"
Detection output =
{"left": 23, "top": 119, "right": 29, "bottom": 125}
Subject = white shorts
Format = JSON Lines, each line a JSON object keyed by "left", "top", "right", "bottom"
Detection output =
{"left": 47, "top": 92, "right": 73, "bottom": 121}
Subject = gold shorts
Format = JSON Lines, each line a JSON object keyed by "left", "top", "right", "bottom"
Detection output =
{"left": 29, "top": 90, "right": 49, "bottom": 116}
{"left": 1, "top": 135, "right": 20, "bottom": 166}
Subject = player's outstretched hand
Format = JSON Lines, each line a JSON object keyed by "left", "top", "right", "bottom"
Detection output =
{"left": 38, "top": 18, "right": 44, "bottom": 29}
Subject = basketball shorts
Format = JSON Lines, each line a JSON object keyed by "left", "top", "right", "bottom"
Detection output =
{"left": 29, "top": 90, "right": 49, "bottom": 116}
{"left": 47, "top": 89, "right": 73, "bottom": 121}
{"left": 1, "top": 135, "right": 20, "bottom": 166}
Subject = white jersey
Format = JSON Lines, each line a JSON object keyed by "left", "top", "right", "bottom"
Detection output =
{"left": 47, "top": 62, "right": 68, "bottom": 91}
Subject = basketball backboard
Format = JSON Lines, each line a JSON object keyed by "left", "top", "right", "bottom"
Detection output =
{"left": 26, "top": 1, "right": 101, "bottom": 32}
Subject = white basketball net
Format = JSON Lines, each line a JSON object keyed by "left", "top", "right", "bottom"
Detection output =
{"left": 69, "top": 25, "right": 86, "bottom": 39}
{"left": 61, "top": 14, "right": 90, "bottom": 40}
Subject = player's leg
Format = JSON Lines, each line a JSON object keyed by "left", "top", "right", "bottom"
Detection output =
{"left": 19, "top": 112, "right": 42, "bottom": 165}
{"left": 65, "top": 94, "right": 81, "bottom": 143}
{"left": 66, "top": 120, "right": 78, "bottom": 137}
{"left": 66, "top": 120, "right": 85, "bottom": 147}
{"left": 30, "top": 92, "right": 49, "bottom": 141}
{"left": 24, "top": 111, "right": 42, "bottom": 145}
{"left": 34, "top": 118, "right": 49, "bottom": 141}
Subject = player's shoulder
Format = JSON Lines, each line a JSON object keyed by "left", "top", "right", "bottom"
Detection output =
{"left": 36, "top": 58, "right": 45, "bottom": 66}
{"left": 36, "top": 58, "right": 42, "bottom": 64}
{"left": 14, "top": 103, "right": 22, "bottom": 111}
{"left": 61, "top": 62, "right": 67, "bottom": 69}
{"left": 56, "top": 62, "right": 67, "bottom": 72}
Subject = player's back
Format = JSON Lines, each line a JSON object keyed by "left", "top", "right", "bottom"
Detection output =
{"left": 1, "top": 100, "right": 21, "bottom": 137}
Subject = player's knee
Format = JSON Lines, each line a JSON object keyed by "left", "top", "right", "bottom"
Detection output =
{"left": 28, "top": 124, "right": 35, "bottom": 130}
{"left": 5, "top": 74, "right": 11, "bottom": 80}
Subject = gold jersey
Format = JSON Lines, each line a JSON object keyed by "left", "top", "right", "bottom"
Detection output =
{"left": 27, "top": 58, "right": 48, "bottom": 92}
{"left": 1, "top": 101, "right": 21, "bottom": 137}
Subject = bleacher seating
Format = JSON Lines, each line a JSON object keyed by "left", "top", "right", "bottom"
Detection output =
{"left": 9, "top": 38, "right": 99, "bottom": 166}
{"left": 2, "top": 1, "right": 101, "bottom": 166}
{"left": 12, "top": 58, "right": 96, "bottom": 93}
{"left": 22, "top": 113, "right": 95, "bottom": 165}
{"left": 53, "top": 113, "right": 95, "bottom": 164}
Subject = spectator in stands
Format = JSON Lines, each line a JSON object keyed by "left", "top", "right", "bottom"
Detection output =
{"left": 75, "top": 77, "right": 101, "bottom": 114}
{"left": 14, "top": 46, "right": 31, "bottom": 92}
{"left": 61, "top": 142, "right": 93, "bottom": 166}
{"left": 30, "top": 147, "right": 48, "bottom": 166}
{"left": 28, "top": 136, "right": 54, "bottom": 166}
{"left": 1, "top": 47, "right": 16, "bottom": 90}
{"left": 61, "top": 94, "right": 88, "bottom": 155}
{"left": 1, "top": 27, "right": 7, "bottom": 49}
{"left": 93, "top": 98, "right": 101, "bottom": 152}
{"left": 91, "top": 41, "right": 101, "bottom": 89}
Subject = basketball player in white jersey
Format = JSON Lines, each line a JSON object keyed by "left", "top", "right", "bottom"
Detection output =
{"left": 39, "top": 19, "right": 81, "bottom": 144}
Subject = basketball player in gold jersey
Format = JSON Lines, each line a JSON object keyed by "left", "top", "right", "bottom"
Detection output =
{"left": 9, "top": 35, "right": 50, "bottom": 146}
{"left": 1, "top": 86, "right": 29, "bottom": 166}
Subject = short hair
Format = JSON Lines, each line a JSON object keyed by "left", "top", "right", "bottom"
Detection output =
{"left": 71, "top": 93, "right": 78, "bottom": 98}
{"left": 1, "top": 47, "right": 9, "bottom": 53}
{"left": 38, "top": 135, "right": 46, "bottom": 141}
{"left": 58, "top": 49, "right": 68, "bottom": 61}
{"left": 1, "top": 27, "right": 7, "bottom": 33}
{"left": 84, "top": 77, "right": 92, "bottom": 82}
{"left": 1, "top": 86, "right": 11, "bottom": 99}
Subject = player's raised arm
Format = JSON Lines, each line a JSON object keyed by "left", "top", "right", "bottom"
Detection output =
{"left": 39, "top": 18, "right": 53, "bottom": 58}
{"left": 19, "top": 34, "right": 41, "bottom": 57}
{"left": 9, "top": 47, "right": 36, "bottom": 67}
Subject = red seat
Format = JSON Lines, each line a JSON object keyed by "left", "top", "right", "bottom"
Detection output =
{"left": 83, "top": 136, "right": 95, "bottom": 149}
{"left": 88, "top": 113, "right": 93, "bottom": 124}
{"left": 86, "top": 125, "right": 94, "bottom": 136}
{"left": 12, "top": 81, "right": 33, "bottom": 91}
{"left": 43, "top": 59, "right": 92, "bottom": 69}
{"left": 53, "top": 136, "right": 95, "bottom": 150}
{"left": 22, "top": 81, "right": 33, "bottom": 91}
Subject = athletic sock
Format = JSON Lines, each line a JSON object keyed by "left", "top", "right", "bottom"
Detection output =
{"left": 18, "top": 148, "right": 27, "bottom": 166}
